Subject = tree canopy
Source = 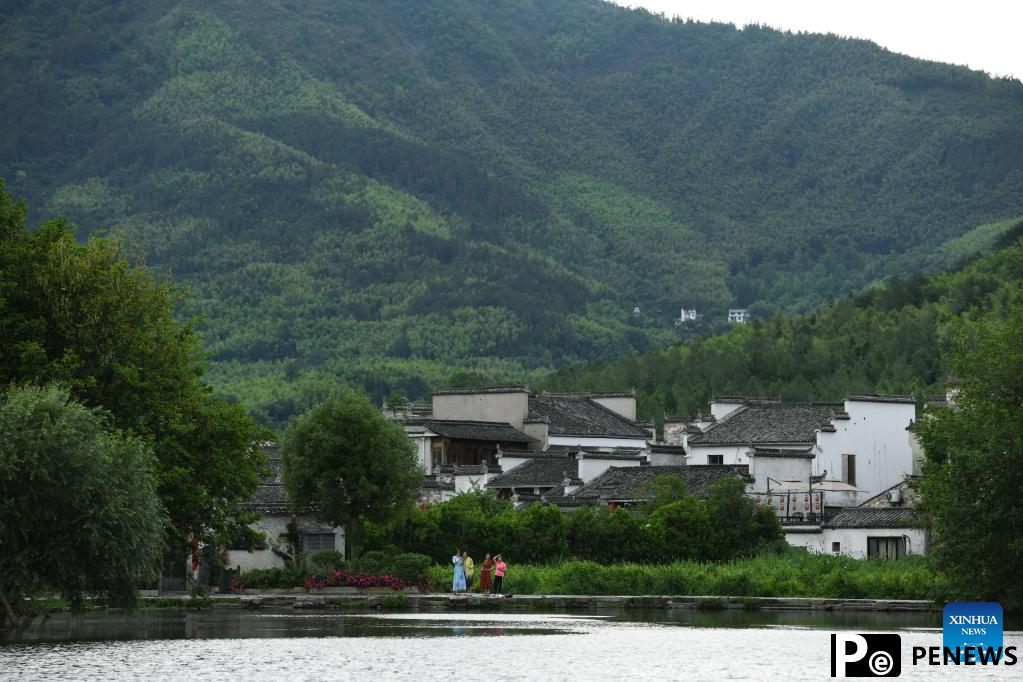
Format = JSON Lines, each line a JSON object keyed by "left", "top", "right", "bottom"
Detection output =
{"left": 917, "top": 311, "right": 1023, "bottom": 609}
{"left": 0, "top": 384, "right": 166, "bottom": 621}
{"left": 0, "top": 180, "right": 265, "bottom": 552}
{"left": 282, "top": 389, "right": 423, "bottom": 559}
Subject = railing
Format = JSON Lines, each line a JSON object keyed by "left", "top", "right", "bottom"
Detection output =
{"left": 778, "top": 513, "right": 832, "bottom": 525}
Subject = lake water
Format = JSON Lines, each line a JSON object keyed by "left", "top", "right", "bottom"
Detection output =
{"left": 2, "top": 608, "right": 1020, "bottom": 680}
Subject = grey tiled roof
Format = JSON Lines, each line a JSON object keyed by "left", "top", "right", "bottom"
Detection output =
{"left": 688, "top": 403, "right": 838, "bottom": 446}
{"left": 570, "top": 465, "right": 750, "bottom": 502}
{"left": 436, "top": 463, "right": 503, "bottom": 475}
{"left": 846, "top": 394, "right": 916, "bottom": 404}
{"left": 421, "top": 476, "right": 456, "bottom": 491}
{"left": 824, "top": 508, "right": 919, "bottom": 529}
{"left": 245, "top": 482, "right": 291, "bottom": 514}
{"left": 423, "top": 419, "right": 535, "bottom": 444}
{"left": 527, "top": 394, "right": 649, "bottom": 438}
{"left": 486, "top": 456, "right": 578, "bottom": 488}
{"left": 751, "top": 447, "right": 815, "bottom": 458}
{"left": 432, "top": 386, "right": 528, "bottom": 395}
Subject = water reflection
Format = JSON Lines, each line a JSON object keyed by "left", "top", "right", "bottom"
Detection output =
{"left": 0, "top": 611, "right": 582, "bottom": 644}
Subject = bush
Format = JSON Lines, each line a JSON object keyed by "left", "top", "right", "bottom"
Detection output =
{"left": 235, "top": 565, "right": 307, "bottom": 589}
{"left": 309, "top": 550, "right": 344, "bottom": 570}
{"left": 389, "top": 553, "right": 432, "bottom": 584}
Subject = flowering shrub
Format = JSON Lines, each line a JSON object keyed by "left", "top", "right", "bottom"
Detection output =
{"left": 304, "top": 567, "right": 408, "bottom": 591}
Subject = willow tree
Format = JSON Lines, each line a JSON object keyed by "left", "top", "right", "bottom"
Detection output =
{"left": 0, "top": 384, "right": 166, "bottom": 622}
{"left": 282, "top": 389, "right": 422, "bottom": 559}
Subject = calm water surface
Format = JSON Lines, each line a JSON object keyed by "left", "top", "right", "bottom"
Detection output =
{"left": 2, "top": 609, "right": 1020, "bottom": 681}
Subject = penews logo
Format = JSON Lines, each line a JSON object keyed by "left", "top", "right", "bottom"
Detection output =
{"left": 830, "top": 633, "right": 901, "bottom": 677}
{"left": 943, "top": 602, "right": 1004, "bottom": 663}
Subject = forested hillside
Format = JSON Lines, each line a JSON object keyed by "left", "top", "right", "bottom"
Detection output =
{"left": 2, "top": 0, "right": 1023, "bottom": 424}
{"left": 543, "top": 223, "right": 1023, "bottom": 420}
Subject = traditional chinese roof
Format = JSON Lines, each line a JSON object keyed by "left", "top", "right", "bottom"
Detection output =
{"left": 245, "top": 482, "right": 291, "bottom": 514}
{"left": 688, "top": 403, "right": 838, "bottom": 446}
{"left": 422, "top": 419, "right": 535, "bottom": 444}
{"left": 421, "top": 476, "right": 456, "bottom": 491}
{"left": 823, "top": 508, "right": 919, "bottom": 529}
{"left": 243, "top": 444, "right": 291, "bottom": 514}
{"left": 845, "top": 394, "right": 916, "bottom": 404}
{"left": 569, "top": 465, "right": 750, "bottom": 503}
{"left": 713, "top": 396, "right": 779, "bottom": 404}
{"left": 486, "top": 456, "right": 579, "bottom": 489}
{"left": 435, "top": 463, "right": 503, "bottom": 475}
{"left": 432, "top": 386, "right": 528, "bottom": 395}
{"left": 527, "top": 394, "right": 649, "bottom": 439}
{"left": 750, "top": 446, "right": 816, "bottom": 458}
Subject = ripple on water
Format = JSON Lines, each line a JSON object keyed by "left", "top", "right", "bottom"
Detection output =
{"left": 1, "top": 611, "right": 1021, "bottom": 681}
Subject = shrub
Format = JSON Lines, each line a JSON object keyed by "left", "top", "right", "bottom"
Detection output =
{"left": 389, "top": 553, "right": 432, "bottom": 584}
{"left": 309, "top": 550, "right": 344, "bottom": 570}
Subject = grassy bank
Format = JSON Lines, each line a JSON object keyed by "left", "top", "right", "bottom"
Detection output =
{"left": 427, "top": 553, "right": 941, "bottom": 601}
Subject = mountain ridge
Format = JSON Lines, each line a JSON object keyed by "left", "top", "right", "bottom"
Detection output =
{"left": 2, "top": 0, "right": 1022, "bottom": 424}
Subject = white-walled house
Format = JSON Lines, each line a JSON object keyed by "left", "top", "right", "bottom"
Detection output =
{"left": 224, "top": 445, "right": 345, "bottom": 572}
{"left": 785, "top": 507, "right": 925, "bottom": 559}
{"left": 686, "top": 395, "right": 917, "bottom": 506}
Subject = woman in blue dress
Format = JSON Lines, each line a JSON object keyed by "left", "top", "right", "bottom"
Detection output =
{"left": 451, "top": 549, "right": 466, "bottom": 592}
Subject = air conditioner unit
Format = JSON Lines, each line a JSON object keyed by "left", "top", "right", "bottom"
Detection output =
{"left": 886, "top": 489, "right": 902, "bottom": 505}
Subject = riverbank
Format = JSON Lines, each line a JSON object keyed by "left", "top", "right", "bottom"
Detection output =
{"left": 139, "top": 592, "right": 939, "bottom": 612}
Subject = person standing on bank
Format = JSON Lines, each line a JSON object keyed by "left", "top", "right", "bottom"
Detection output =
{"left": 462, "top": 551, "right": 474, "bottom": 592}
{"left": 493, "top": 554, "right": 507, "bottom": 595}
{"left": 452, "top": 550, "right": 466, "bottom": 593}
{"left": 479, "top": 553, "right": 494, "bottom": 596}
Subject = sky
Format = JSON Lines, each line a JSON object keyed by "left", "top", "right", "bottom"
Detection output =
{"left": 614, "top": 1, "right": 1021, "bottom": 79}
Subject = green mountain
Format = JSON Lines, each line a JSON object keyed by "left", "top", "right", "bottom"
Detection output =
{"left": 3, "top": 0, "right": 1023, "bottom": 424}
{"left": 543, "top": 222, "right": 1023, "bottom": 420}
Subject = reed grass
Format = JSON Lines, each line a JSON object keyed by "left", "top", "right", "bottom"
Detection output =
{"left": 427, "top": 551, "right": 940, "bottom": 600}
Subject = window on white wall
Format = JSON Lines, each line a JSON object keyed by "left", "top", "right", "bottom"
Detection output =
{"left": 708, "top": 455, "right": 724, "bottom": 465}
{"left": 303, "top": 533, "right": 336, "bottom": 552}
{"left": 831, "top": 541, "right": 841, "bottom": 553}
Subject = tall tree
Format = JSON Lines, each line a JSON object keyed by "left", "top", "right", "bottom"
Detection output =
{"left": 0, "top": 384, "right": 166, "bottom": 622}
{"left": 282, "top": 389, "right": 422, "bottom": 559}
{"left": 917, "top": 312, "right": 1023, "bottom": 609}
{"left": 0, "top": 180, "right": 265, "bottom": 553}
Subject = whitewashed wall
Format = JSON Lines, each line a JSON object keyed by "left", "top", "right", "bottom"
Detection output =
{"left": 709, "top": 400, "right": 745, "bottom": 421}
{"left": 577, "top": 455, "right": 642, "bottom": 483}
{"left": 814, "top": 399, "right": 916, "bottom": 505}
{"left": 224, "top": 515, "right": 345, "bottom": 573}
{"left": 799, "top": 527, "right": 928, "bottom": 559}
{"left": 749, "top": 455, "right": 812, "bottom": 492}
{"left": 432, "top": 391, "right": 529, "bottom": 429}
{"left": 686, "top": 444, "right": 748, "bottom": 465}
{"left": 590, "top": 396, "right": 636, "bottom": 421}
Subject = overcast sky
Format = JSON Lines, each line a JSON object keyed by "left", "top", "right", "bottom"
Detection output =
{"left": 614, "top": 1, "right": 1021, "bottom": 79}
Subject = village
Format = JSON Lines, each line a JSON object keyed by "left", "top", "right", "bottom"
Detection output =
{"left": 221, "top": 385, "right": 941, "bottom": 583}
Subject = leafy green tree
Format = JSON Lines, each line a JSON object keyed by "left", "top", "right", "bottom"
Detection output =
{"left": 0, "top": 181, "right": 265, "bottom": 553}
{"left": 282, "top": 389, "right": 423, "bottom": 559}
{"left": 917, "top": 313, "right": 1023, "bottom": 609}
{"left": 0, "top": 384, "right": 166, "bottom": 622}
{"left": 648, "top": 498, "right": 715, "bottom": 561}
{"left": 704, "top": 478, "right": 785, "bottom": 559}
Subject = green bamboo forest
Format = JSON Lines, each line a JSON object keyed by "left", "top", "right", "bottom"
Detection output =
{"left": 2, "top": 0, "right": 1023, "bottom": 425}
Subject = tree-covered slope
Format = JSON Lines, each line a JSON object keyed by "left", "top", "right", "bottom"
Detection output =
{"left": 2, "top": 0, "right": 1023, "bottom": 424}
{"left": 543, "top": 223, "right": 1023, "bottom": 420}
